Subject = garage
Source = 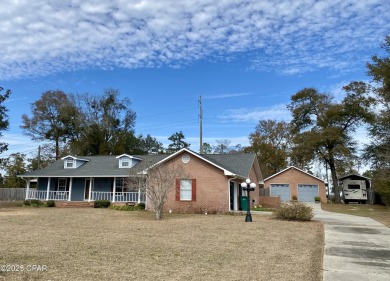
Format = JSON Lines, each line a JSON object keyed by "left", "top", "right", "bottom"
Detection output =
{"left": 270, "top": 184, "right": 290, "bottom": 201}
{"left": 298, "top": 184, "right": 319, "bottom": 202}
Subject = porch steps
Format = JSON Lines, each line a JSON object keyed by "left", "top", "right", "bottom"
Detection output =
{"left": 55, "top": 201, "right": 94, "bottom": 208}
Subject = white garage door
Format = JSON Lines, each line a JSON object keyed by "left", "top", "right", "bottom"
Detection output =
{"left": 298, "top": 184, "right": 319, "bottom": 202}
{"left": 270, "top": 184, "right": 290, "bottom": 201}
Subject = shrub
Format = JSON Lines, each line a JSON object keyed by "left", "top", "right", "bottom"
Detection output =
{"left": 272, "top": 202, "right": 314, "bottom": 221}
{"left": 23, "top": 200, "right": 46, "bottom": 207}
{"left": 110, "top": 203, "right": 145, "bottom": 211}
{"left": 137, "top": 203, "right": 146, "bottom": 210}
{"left": 46, "top": 200, "right": 55, "bottom": 207}
{"left": 291, "top": 195, "right": 298, "bottom": 201}
{"left": 94, "top": 200, "right": 111, "bottom": 208}
{"left": 314, "top": 196, "right": 321, "bottom": 202}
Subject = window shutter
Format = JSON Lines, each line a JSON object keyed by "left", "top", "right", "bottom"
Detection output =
{"left": 175, "top": 179, "right": 180, "bottom": 201}
{"left": 192, "top": 179, "right": 197, "bottom": 202}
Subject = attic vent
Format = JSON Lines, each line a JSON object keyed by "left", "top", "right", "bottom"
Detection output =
{"left": 182, "top": 154, "right": 190, "bottom": 164}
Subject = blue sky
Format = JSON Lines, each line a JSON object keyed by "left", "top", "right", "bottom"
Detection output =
{"left": 0, "top": 0, "right": 389, "bottom": 159}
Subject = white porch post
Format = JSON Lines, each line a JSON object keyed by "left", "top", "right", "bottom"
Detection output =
{"left": 112, "top": 177, "right": 116, "bottom": 203}
{"left": 46, "top": 177, "right": 51, "bottom": 200}
{"left": 138, "top": 188, "right": 141, "bottom": 203}
{"left": 25, "top": 178, "right": 31, "bottom": 199}
{"left": 88, "top": 177, "right": 92, "bottom": 202}
{"left": 234, "top": 182, "right": 238, "bottom": 211}
{"left": 68, "top": 178, "right": 73, "bottom": 201}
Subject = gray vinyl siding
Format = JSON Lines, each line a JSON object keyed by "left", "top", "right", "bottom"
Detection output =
{"left": 71, "top": 178, "right": 86, "bottom": 201}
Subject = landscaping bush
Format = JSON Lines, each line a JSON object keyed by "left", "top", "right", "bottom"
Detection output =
{"left": 23, "top": 200, "right": 46, "bottom": 207}
{"left": 46, "top": 200, "right": 55, "bottom": 207}
{"left": 94, "top": 200, "right": 111, "bottom": 208}
{"left": 110, "top": 203, "right": 145, "bottom": 211}
{"left": 272, "top": 202, "right": 314, "bottom": 221}
{"left": 314, "top": 196, "right": 321, "bottom": 202}
{"left": 137, "top": 203, "right": 146, "bottom": 210}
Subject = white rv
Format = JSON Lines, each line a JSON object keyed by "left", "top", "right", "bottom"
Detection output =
{"left": 339, "top": 174, "right": 371, "bottom": 204}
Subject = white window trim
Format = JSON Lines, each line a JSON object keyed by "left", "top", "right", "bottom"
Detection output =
{"left": 180, "top": 179, "right": 192, "bottom": 201}
{"left": 57, "top": 178, "right": 67, "bottom": 192}
{"left": 119, "top": 157, "right": 131, "bottom": 168}
{"left": 115, "top": 178, "right": 125, "bottom": 192}
{"left": 65, "top": 159, "right": 75, "bottom": 169}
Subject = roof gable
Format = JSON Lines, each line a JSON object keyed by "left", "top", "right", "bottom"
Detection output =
{"left": 142, "top": 148, "right": 236, "bottom": 176}
{"left": 264, "top": 166, "right": 326, "bottom": 183}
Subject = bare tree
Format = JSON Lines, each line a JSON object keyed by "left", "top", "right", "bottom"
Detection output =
{"left": 213, "top": 139, "right": 231, "bottom": 154}
{"left": 130, "top": 162, "right": 187, "bottom": 219}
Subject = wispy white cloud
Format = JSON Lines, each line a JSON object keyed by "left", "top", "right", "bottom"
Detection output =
{"left": 0, "top": 0, "right": 389, "bottom": 80}
{"left": 219, "top": 103, "right": 291, "bottom": 122}
{"left": 203, "top": 92, "right": 252, "bottom": 99}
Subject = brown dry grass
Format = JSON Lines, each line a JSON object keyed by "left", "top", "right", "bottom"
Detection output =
{"left": 322, "top": 203, "right": 390, "bottom": 227}
{"left": 0, "top": 208, "right": 323, "bottom": 281}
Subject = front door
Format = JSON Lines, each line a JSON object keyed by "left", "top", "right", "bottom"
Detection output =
{"left": 84, "top": 179, "right": 90, "bottom": 200}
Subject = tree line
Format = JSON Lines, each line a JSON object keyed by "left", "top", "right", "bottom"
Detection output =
{"left": 0, "top": 36, "right": 388, "bottom": 206}
{"left": 245, "top": 36, "right": 390, "bottom": 205}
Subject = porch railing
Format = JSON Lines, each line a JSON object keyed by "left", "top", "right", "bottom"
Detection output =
{"left": 26, "top": 190, "right": 69, "bottom": 201}
{"left": 26, "top": 190, "right": 145, "bottom": 203}
{"left": 91, "top": 191, "right": 145, "bottom": 203}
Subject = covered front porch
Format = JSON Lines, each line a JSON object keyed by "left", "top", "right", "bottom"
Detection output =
{"left": 24, "top": 177, "right": 146, "bottom": 204}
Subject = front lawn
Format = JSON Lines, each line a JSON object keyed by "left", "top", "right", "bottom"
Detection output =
{"left": 0, "top": 208, "right": 323, "bottom": 281}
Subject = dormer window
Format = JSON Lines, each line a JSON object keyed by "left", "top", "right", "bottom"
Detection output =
{"left": 61, "top": 155, "right": 89, "bottom": 169}
{"left": 121, "top": 158, "right": 130, "bottom": 167}
{"left": 119, "top": 157, "right": 131, "bottom": 168}
{"left": 116, "top": 154, "right": 142, "bottom": 168}
{"left": 65, "top": 159, "right": 75, "bottom": 169}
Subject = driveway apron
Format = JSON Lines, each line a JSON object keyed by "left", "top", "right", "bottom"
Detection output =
{"left": 310, "top": 203, "right": 390, "bottom": 281}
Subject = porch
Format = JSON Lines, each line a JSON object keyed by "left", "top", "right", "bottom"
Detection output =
{"left": 26, "top": 190, "right": 146, "bottom": 203}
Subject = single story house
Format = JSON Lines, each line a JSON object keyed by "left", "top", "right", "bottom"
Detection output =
{"left": 263, "top": 166, "right": 327, "bottom": 203}
{"left": 18, "top": 148, "right": 263, "bottom": 213}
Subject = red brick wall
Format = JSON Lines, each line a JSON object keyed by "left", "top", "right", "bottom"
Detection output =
{"left": 264, "top": 167, "right": 327, "bottom": 203}
{"left": 259, "top": 196, "right": 280, "bottom": 208}
{"left": 247, "top": 165, "right": 260, "bottom": 208}
{"left": 153, "top": 152, "right": 230, "bottom": 213}
{"left": 146, "top": 152, "right": 261, "bottom": 213}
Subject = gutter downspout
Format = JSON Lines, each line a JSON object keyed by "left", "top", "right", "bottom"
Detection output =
{"left": 228, "top": 176, "right": 237, "bottom": 212}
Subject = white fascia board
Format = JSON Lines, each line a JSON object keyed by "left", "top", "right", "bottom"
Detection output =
{"left": 60, "top": 155, "right": 90, "bottom": 162}
{"left": 115, "top": 154, "right": 143, "bottom": 161}
{"left": 264, "top": 166, "right": 326, "bottom": 183}
{"left": 144, "top": 148, "right": 236, "bottom": 176}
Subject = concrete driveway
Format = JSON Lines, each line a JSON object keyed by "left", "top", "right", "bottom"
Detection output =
{"left": 311, "top": 203, "right": 390, "bottom": 281}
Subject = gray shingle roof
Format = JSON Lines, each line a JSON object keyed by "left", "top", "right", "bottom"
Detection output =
{"left": 201, "top": 153, "right": 256, "bottom": 178}
{"left": 19, "top": 150, "right": 257, "bottom": 179}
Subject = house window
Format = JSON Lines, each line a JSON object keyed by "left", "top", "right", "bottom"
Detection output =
{"left": 115, "top": 178, "right": 126, "bottom": 192}
{"left": 119, "top": 157, "right": 130, "bottom": 168}
{"left": 180, "top": 179, "right": 192, "bottom": 200}
{"left": 58, "top": 178, "right": 67, "bottom": 192}
{"left": 176, "top": 179, "right": 197, "bottom": 201}
{"left": 65, "top": 159, "right": 75, "bottom": 168}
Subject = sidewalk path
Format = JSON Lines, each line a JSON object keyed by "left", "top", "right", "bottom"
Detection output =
{"left": 310, "top": 203, "right": 390, "bottom": 281}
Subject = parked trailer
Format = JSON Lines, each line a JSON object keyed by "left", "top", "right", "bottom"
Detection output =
{"left": 339, "top": 174, "right": 371, "bottom": 204}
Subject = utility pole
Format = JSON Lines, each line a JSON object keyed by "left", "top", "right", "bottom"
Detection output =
{"left": 38, "top": 145, "right": 41, "bottom": 170}
{"left": 199, "top": 95, "right": 203, "bottom": 154}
